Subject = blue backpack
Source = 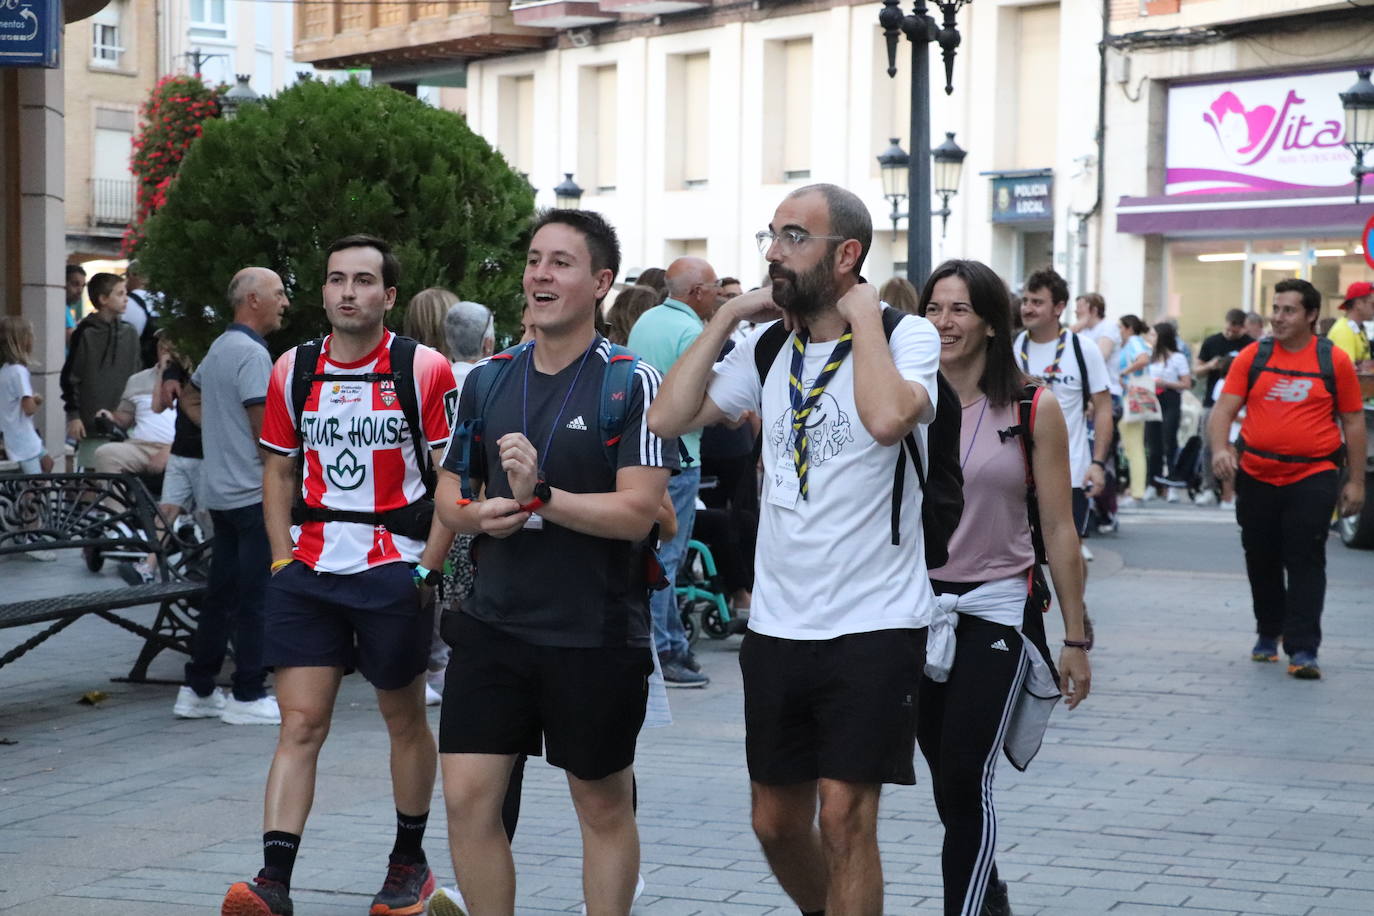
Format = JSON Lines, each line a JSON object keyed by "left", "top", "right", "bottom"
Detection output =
{"left": 447, "top": 340, "right": 643, "bottom": 503}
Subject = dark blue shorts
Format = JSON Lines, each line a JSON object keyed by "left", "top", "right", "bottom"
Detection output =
{"left": 264, "top": 561, "right": 429, "bottom": 691}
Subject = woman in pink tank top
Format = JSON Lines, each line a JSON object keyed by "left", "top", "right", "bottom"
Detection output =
{"left": 915, "top": 259, "right": 1093, "bottom": 916}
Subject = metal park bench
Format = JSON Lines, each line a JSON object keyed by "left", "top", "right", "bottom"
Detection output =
{"left": 0, "top": 473, "right": 207, "bottom": 682}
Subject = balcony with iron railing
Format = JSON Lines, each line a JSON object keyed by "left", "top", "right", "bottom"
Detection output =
{"left": 294, "top": 0, "right": 550, "bottom": 71}
{"left": 89, "top": 178, "right": 134, "bottom": 229}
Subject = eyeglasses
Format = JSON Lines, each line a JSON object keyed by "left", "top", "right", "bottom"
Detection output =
{"left": 755, "top": 228, "right": 846, "bottom": 256}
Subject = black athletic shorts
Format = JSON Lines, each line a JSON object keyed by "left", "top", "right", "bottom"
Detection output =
{"left": 740, "top": 626, "right": 926, "bottom": 786}
{"left": 264, "top": 561, "right": 429, "bottom": 691}
{"left": 1071, "top": 487, "right": 1090, "bottom": 536}
{"left": 439, "top": 613, "right": 652, "bottom": 781}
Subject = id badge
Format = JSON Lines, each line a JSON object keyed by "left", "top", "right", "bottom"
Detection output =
{"left": 522, "top": 513, "right": 545, "bottom": 531}
{"left": 766, "top": 449, "right": 800, "bottom": 510}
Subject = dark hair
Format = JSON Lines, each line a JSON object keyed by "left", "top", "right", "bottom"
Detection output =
{"left": 66, "top": 263, "right": 87, "bottom": 280}
{"left": 790, "top": 183, "right": 873, "bottom": 275}
{"left": 1024, "top": 267, "right": 1069, "bottom": 306}
{"left": 636, "top": 267, "right": 667, "bottom": 302}
{"left": 531, "top": 208, "right": 621, "bottom": 284}
{"left": 1119, "top": 314, "right": 1148, "bottom": 336}
{"left": 1077, "top": 292, "right": 1105, "bottom": 319}
{"left": 919, "top": 259, "right": 1028, "bottom": 408}
{"left": 1274, "top": 277, "right": 1320, "bottom": 313}
{"left": 87, "top": 272, "right": 124, "bottom": 309}
{"left": 1152, "top": 321, "right": 1180, "bottom": 361}
{"left": 1224, "top": 308, "right": 1246, "bottom": 327}
{"left": 606, "top": 285, "right": 660, "bottom": 346}
{"left": 326, "top": 234, "right": 400, "bottom": 289}
{"left": 718, "top": 276, "right": 740, "bottom": 288}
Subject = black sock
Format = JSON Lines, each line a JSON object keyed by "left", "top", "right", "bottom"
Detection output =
{"left": 259, "top": 831, "right": 300, "bottom": 891}
{"left": 801, "top": 910, "right": 825, "bottom": 916}
{"left": 391, "top": 809, "right": 428, "bottom": 864}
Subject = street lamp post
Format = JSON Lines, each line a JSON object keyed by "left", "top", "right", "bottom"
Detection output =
{"left": 879, "top": 0, "right": 970, "bottom": 285}
{"left": 221, "top": 74, "right": 261, "bottom": 120}
{"left": 1339, "top": 69, "right": 1374, "bottom": 204}
{"left": 877, "top": 138, "right": 910, "bottom": 237}
{"left": 930, "top": 131, "right": 967, "bottom": 239}
{"left": 553, "top": 173, "right": 584, "bottom": 209}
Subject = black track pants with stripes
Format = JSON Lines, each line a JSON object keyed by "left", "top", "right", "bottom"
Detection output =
{"left": 917, "top": 613, "right": 1029, "bottom": 916}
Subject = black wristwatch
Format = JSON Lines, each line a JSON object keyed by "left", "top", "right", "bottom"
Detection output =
{"left": 1091, "top": 459, "right": 1108, "bottom": 469}
{"left": 413, "top": 564, "right": 441, "bottom": 587}
{"left": 533, "top": 479, "right": 552, "bottom": 504}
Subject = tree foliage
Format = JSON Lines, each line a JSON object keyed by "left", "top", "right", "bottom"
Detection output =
{"left": 136, "top": 79, "right": 534, "bottom": 359}
{"left": 124, "top": 74, "right": 222, "bottom": 255}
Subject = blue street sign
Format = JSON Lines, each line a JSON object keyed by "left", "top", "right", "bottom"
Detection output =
{"left": 0, "top": 0, "right": 61, "bottom": 69}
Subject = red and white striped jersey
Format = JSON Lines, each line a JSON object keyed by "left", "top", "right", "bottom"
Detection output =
{"left": 260, "top": 331, "right": 457, "bottom": 574}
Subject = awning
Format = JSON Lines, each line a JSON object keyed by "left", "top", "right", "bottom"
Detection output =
{"left": 1116, "top": 182, "right": 1374, "bottom": 237}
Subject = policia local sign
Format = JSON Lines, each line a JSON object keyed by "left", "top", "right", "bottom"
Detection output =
{"left": 990, "top": 173, "right": 1054, "bottom": 223}
{"left": 0, "top": 0, "right": 60, "bottom": 68}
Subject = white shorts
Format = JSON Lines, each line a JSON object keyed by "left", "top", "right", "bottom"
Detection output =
{"left": 161, "top": 454, "right": 204, "bottom": 511}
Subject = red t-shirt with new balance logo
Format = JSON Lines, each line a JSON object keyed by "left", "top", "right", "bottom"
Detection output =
{"left": 260, "top": 331, "right": 457, "bottom": 573}
{"left": 1222, "top": 337, "right": 1361, "bottom": 487}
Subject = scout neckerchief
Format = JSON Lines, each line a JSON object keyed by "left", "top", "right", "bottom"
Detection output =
{"left": 789, "top": 327, "right": 853, "bottom": 500}
{"left": 1020, "top": 328, "right": 1067, "bottom": 381}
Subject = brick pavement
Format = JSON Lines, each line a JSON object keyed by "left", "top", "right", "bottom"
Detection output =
{"left": 1, "top": 505, "right": 1373, "bottom": 914}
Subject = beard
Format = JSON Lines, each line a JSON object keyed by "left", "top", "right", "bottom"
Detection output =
{"left": 769, "top": 255, "right": 836, "bottom": 323}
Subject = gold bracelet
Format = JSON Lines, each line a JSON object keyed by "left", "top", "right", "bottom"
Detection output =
{"left": 270, "top": 559, "right": 293, "bottom": 573}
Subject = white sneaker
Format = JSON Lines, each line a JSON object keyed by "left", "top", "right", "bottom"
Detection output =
{"left": 424, "top": 682, "right": 443, "bottom": 707}
{"left": 173, "top": 685, "right": 226, "bottom": 719}
{"left": 580, "top": 873, "right": 645, "bottom": 914}
{"left": 220, "top": 694, "right": 281, "bottom": 725}
{"left": 23, "top": 549, "right": 58, "bottom": 562}
{"left": 1080, "top": 543, "right": 1094, "bottom": 562}
{"left": 428, "top": 885, "right": 468, "bottom": 916}
{"left": 1165, "top": 488, "right": 1180, "bottom": 503}
{"left": 1118, "top": 496, "right": 1138, "bottom": 509}
{"left": 1142, "top": 490, "right": 1157, "bottom": 502}
{"left": 1193, "top": 489, "right": 1217, "bottom": 507}
{"left": 1219, "top": 498, "right": 1236, "bottom": 511}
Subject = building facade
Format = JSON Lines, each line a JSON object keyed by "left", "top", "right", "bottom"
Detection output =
{"left": 1101, "top": 0, "right": 1374, "bottom": 342}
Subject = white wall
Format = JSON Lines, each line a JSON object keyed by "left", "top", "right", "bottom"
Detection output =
{"left": 162, "top": 0, "right": 314, "bottom": 92}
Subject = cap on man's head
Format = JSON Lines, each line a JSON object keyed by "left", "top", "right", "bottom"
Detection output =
{"left": 1340, "top": 280, "right": 1373, "bottom": 309}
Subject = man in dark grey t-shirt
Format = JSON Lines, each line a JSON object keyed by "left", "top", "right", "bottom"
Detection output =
{"left": 174, "top": 267, "right": 289, "bottom": 726}
{"left": 434, "top": 209, "right": 676, "bottom": 915}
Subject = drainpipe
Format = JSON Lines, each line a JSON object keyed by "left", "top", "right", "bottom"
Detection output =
{"left": 1078, "top": 0, "right": 1109, "bottom": 295}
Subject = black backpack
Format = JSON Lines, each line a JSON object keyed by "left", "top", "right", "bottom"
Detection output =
{"left": 287, "top": 335, "right": 437, "bottom": 540}
{"left": 752, "top": 308, "right": 964, "bottom": 569}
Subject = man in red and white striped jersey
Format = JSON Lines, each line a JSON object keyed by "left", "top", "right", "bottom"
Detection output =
{"left": 221, "top": 235, "right": 456, "bottom": 916}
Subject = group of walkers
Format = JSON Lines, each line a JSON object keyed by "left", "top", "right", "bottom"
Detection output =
{"left": 1, "top": 176, "right": 1364, "bottom": 916}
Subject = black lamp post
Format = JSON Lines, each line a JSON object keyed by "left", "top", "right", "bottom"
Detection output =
{"left": 221, "top": 74, "right": 261, "bottom": 121}
{"left": 553, "top": 173, "right": 584, "bottom": 209}
{"left": 877, "top": 138, "right": 910, "bottom": 236}
{"left": 930, "top": 131, "right": 967, "bottom": 239}
{"left": 1339, "top": 69, "right": 1374, "bottom": 204}
{"left": 879, "top": 0, "right": 970, "bottom": 284}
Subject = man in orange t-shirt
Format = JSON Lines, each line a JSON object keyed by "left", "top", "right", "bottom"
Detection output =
{"left": 1208, "top": 279, "right": 1365, "bottom": 681}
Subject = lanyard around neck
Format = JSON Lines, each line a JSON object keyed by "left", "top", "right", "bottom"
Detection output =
{"left": 521, "top": 339, "right": 596, "bottom": 476}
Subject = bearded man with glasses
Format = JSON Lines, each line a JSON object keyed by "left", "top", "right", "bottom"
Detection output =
{"left": 651, "top": 183, "right": 942, "bottom": 915}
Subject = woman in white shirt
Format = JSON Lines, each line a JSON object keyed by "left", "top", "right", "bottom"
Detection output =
{"left": 1146, "top": 322, "right": 1193, "bottom": 502}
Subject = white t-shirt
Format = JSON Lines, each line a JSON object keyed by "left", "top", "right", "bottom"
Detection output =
{"left": 1014, "top": 329, "right": 1111, "bottom": 488}
{"left": 120, "top": 367, "right": 176, "bottom": 445}
{"left": 706, "top": 310, "right": 940, "bottom": 639}
{"left": 1149, "top": 351, "right": 1190, "bottom": 387}
{"left": 0, "top": 363, "right": 43, "bottom": 462}
{"left": 1081, "top": 321, "right": 1121, "bottom": 396}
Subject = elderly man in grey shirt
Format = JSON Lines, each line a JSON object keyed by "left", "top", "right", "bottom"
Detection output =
{"left": 174, "top": 267, "right": 290, "bottom": 725}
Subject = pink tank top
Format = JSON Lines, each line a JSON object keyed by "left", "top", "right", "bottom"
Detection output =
{"left": 929, "top": 397, "right": 1035, "bottom": 583}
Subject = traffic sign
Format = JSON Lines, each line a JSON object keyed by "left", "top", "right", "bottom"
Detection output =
{"left": 0, "top": 0, "right": 60, "bottom": 69}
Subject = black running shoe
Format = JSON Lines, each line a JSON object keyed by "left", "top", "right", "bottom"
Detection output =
{"left": 982, "top": 878, "right": 1013, "bottom": 916}
{"left": 370, "top": 859, "right": 435, "bottom": 916}
{"left": 222, "top": 877, "right": 293, "bottom": 916}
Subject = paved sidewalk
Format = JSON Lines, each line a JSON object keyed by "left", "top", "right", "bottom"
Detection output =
{"left": 2, "top": 505, "right": 1373, "bottom": 914}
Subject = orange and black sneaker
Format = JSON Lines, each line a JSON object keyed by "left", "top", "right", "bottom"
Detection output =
{"left": 370, "top": 858, "right": 435, "bottom": 916}
{"left": 1287, "top": 652, "right": 1321, "bottom": 680}
{"left": 222, "top": 876, "right": 293, "bottom": 916}
{"left": 1251, "top": 638, "right": 1279, "bottom": 663}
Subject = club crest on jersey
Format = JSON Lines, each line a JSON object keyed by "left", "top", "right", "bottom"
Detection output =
{"left": 379, "top": 379, "right": 397, "bottom": 407}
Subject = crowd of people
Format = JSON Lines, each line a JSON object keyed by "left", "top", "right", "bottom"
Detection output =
{"left": 0, "top": 180, "right": 1366, "bottom": 916}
